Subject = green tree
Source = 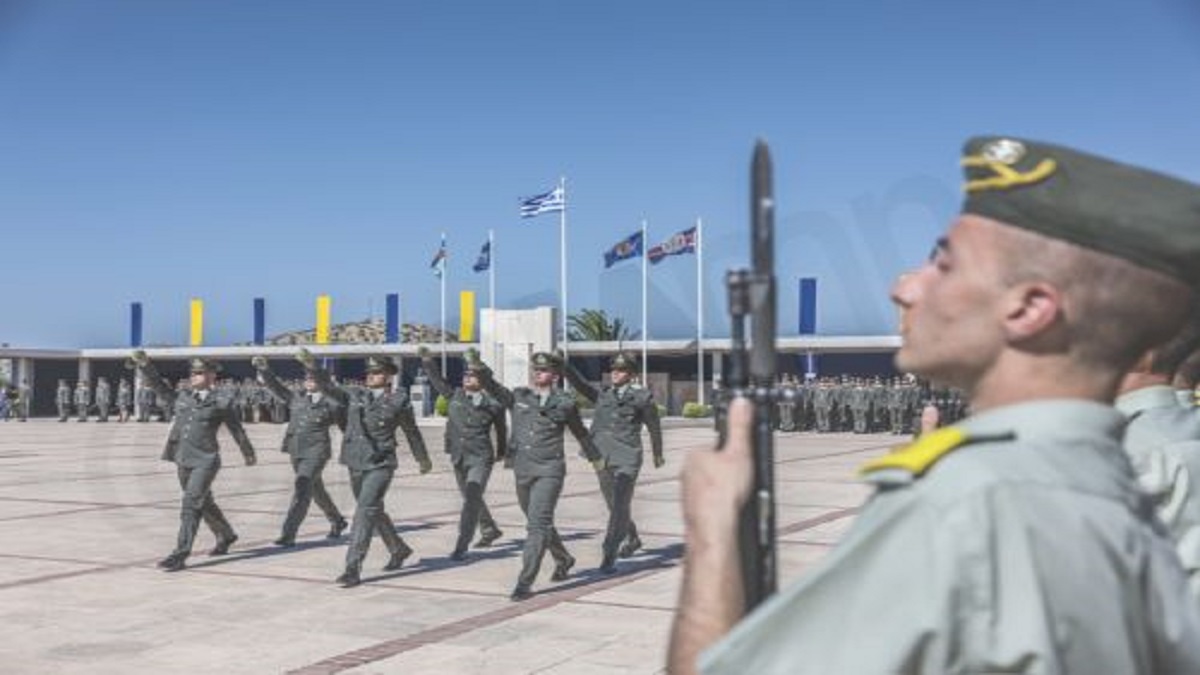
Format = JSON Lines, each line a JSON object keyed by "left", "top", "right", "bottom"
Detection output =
{"left": 567, "top": 309, "right": 636, "bottom": 342}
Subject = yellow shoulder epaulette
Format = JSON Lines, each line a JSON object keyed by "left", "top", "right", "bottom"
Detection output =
{"left": 858, "top": 426, "right": 969, "bottom": 479}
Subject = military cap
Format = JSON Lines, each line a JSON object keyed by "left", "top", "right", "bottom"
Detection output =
{"left": 961, "top": 136, "right": 1200, "bottom": 288}
{"left": 189, "top": 358, "right": 221, "bottom": 374}
{"left": 608, "top": 352, "right": 638, "bottom": 373}
{"left": 529, "top": 351, "right": 561, "bottom": 372}
{"left": 464, "top": 359, "right": 491, "bottom": 376}
{"left": 364, "top": 356, "right": 398, "bottom": 375}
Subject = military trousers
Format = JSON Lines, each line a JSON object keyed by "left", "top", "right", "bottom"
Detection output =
{"left": 599, "top": 467, "right": 640, "bottom": 561}
{"left": 515, "top": 474, "right": 570, "bottom": 588}
{"left": 76, "top": 404, "right": 87, "bottom": 422}
{"left": 175, "top": 463, "right": 235, "bottom": 556}
{"left": 96, "top": 402, "right": 109, "bottom": 422}
{"left": 280, "top": 455, "right": 344, "bottom": 541}
{"left": 345, "top": 467, "right": 407, "bottom": 571}
{"left": 453, "top": 459, "right": 499, "bottom": 552}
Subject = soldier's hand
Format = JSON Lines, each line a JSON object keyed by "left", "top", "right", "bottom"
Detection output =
{"left": 653, "top": 453, "right": 665, "bottom": 469}
{"left": 464, "top": 347, "right": 479, "bottom": 362}
{"left": 417, "top": 345, "right": 430, "bottom": 359}
{"left": 296, "top": 347, "right": 316, "bottom": 368}
{"left": 419, "top": 457, "right": 433, "bottom": 474}
{"left": 245, "top": 453, "right": 258, "bottom": 467}
{"left": 681, "top": 397, "right": 754, "bottom": 531}
{"left": 130, "top": 349, "right": 149, "bottom": 367}
{"left": 251, "top": 356, "right": 268, "bottom": 371}
{"left": 591, "top": 458, "right": 606, "bottom": 472}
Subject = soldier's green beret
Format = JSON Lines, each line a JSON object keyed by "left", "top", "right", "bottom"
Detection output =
{"left": 189, "top": 358, "right": 221, "bottom": 374}
{"left": 608, "top": 352, "right": 638, "bottom": 373}
{"left": 962, "top": 136, "right": 1200, "bottom": 287}
{"left": 365, "top": 356, "right": 398, "bottom": 375}
{"left": 530, "top": 351, "right": 561, "bottom": 372}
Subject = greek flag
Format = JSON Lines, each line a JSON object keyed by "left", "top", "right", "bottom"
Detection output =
{"left": 648, "top": 226, "right": 697, "bottom": 264}
{"left": 473, "top": 240, "right": 491, "bottom": 273}
{"left": 604, "top": 230, "right": 644, "bottom": 269}
{"left": 430, "top": 236, "right": 447, "bottom": 278}
{"left": 519, "top": 186, "right": 565, "bottom": 218}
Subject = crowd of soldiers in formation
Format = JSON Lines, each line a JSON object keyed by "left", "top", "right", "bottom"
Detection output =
{"left": 767, "top": 375, "right": 968, "bottom": 434}
{"left": 41, "top": 376, "right": 371, "bottom": 424}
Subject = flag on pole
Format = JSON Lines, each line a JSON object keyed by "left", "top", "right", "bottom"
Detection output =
{"left": 430, "top": 236, "right": 448, "bottom": 278}
{"left": 648, "top": 226, "right": 698, "bottom": 264}
{"left": 604, "top": 230, "right": 644, "bottom": 268}
{"left": 473, "top": 239, "right": 491, "bottom": 272}
{"left": 519, "top": 186, "right": 565, "bottom": 217}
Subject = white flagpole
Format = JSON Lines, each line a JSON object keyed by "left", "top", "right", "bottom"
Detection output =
{"left": 440, "top": 232, "right": 447, "bottom": 376}
{"left": 641, "top": 219, "right": 649, "bottom": 386}
{"left": 559, "top": 177, "right": 570, "bottom": 385}
{"left": 488, "top": 228, "right": 495, "bottom": 312}
{"left": 697, "top": 218, "right": 705, "bottom": 406}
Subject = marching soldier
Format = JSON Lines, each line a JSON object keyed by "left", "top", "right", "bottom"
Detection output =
{"left": 116, "top": 379, "right": 132, "bottom": 422}
{"left": 14, "top": 379, "right": 30, "bottom": 422}
{"left": 562, "top": 352, "right": 663, "bottom": 573}
{"left": 252, "top": 356, "right": 348, "bottom": 547}
{"left": 74, "top": 380, "right": 91, "bottom": 422}
{"left": 477, "top": 351, "right": 603, "bottom": 600}
{"left": 301, "top": 350, "right": 432, "bottom": 588}
{"left": 129, "top": 351, "right": 257, "bottom": 572}
{"left": 137, "top": 381, "right": 155, "bottom": 422}
{"left": 419, "top": 346, "right": 507, "bottom": 560}
{"left": 94, "top": 377, "right": 111, "bottom": 423}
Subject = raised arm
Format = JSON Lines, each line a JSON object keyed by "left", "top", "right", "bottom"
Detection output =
{"left": 417, "top": 346, "right": 454, "bottom": 398}
{"left": 559, "top": 353, "right": 599, "bottom": 403}
{"left": 252, "top": 357, "right": 295, "bottom": 403}
{"left": 297, "top": 348, "right": 348, "bottom": 405}
{"left": 476, "top": 360, "right": 514, "bottom": 409}
{"left": 129, "top": 350, "right": 177, "bottom": 405}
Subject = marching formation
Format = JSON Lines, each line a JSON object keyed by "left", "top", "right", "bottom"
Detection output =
{"left": 124, "top": 345, "right": 670, "bottom": 600}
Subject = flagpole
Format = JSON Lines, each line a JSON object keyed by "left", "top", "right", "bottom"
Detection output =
{"left": 488, "top": 228, "right": 495, "bottom": 312}
{"left": 641, "top": 219, "right": 649, "bottom": 386}
{"left": 696, "top": 217, "right": 705, "bottom": 407}
{"left": 440, "top": 232, "right": 447, "bottom": 376}
{"left": 559, "top": 176, "right": 570, "bottom": 376}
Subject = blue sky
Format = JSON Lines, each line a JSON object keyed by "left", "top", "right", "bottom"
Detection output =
{"left": 3, "top": 0, "right": 1199, "bottom": 348}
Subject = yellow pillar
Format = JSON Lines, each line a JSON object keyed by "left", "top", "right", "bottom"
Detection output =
{"left": 459, "top": 291, "right": 476, "bottom": 342}
{"left": 189, "top": 299, "right": 204, "bottom": 347}
{"left": 315, "top": 295, "right": 332, "bottom": 345}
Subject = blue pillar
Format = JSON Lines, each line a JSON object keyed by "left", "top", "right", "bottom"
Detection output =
{"left": 798, "top": 278, "right": 817, "bottom": 377}
{"left": 253, "top": 298, "right": 266, "bottom": 346}
{"left": 130, "top": 302, "right": 143, "bottom": 348}
{"left": 385, "top": 293, "right": 400, "bottom": 343}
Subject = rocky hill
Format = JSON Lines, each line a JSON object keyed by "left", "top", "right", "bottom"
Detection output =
{"left": 249, "top": 319, "right": 458, "bottom": 346}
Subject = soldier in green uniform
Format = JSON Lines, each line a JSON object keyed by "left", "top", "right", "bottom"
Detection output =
{"left": 252, "top": 356, "right": 348, "bottom": 548}
{"left": 670, "top": 137, "right": 1200, "bottom": 673}
{"left": 1115, "top": 317, "right": 1200, "bottom": 597}
{"left": 561, "top": 352, "right": 663, "bottom": 573}
{"left": 14, "top": 379, "right": 29, "bottom": 422}
{"left": 476, "top": 351, "right": 603, "bottom": 600}
{"left": 73, "top": 380, "right": 90, "bottom": 422}
{"left": 56, "top": 380, "right": 71, "bottom": 422}
{"left": 130, "top": 351, "right": 257, "bottom": 572}
{"left": 94, "top": 377, "right": 111, "bottom": 423}
{"left": 419, "top": 346, "right": 507, "bottom": 560}
{"left": 116, "top": 379, "right": 132, "bottom": 422}
{"left": 302, "top": 350, "right": 432, "bottom": 588}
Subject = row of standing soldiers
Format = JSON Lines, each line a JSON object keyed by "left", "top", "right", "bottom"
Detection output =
{"left": 768, "top": 375, "right": 968, "bottom": 434}
{"left": 53, "top": 377, "right": 306, "bottom": 424}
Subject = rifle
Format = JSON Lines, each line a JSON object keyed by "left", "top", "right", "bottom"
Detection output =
{"left": 719, "top": 140, "right": 779, "bottom": 611}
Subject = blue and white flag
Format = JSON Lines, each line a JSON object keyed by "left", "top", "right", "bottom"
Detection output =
{"left": 604, "top": 230, "right": 644, "bottom": 269}
{"left": 430, "top": 236, "right": 448, "bottom": 278}
{"left": 472, "top": 240, "right": 491, "bottom": 273}
{"left": 648, "top": 226, "right": 697, "bottom": 264}
{"left": 519, "top": 186, "right": 565, "bottom": 218}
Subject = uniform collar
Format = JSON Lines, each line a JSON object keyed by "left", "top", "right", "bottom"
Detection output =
{"left": 1115, "top": 385, "right": 1183, "bottom": 417}
{"left": 958, "top": 398, "right": 1126, "bottom": 445}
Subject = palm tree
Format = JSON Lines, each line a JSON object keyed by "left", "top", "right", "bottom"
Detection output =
{"left": 567, "top": 309, "right": 636, "bottom": 341}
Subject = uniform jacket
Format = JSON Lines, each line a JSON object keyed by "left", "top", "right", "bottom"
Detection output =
{"left": 563, "top": 363, "right": 662, "bottom": 474}
{"left": 423, "top": 358, "right": 507, "bottom": 467}
{"left": 482, "top": 372, "right": 600, "bottom": 478}
{"left": 260, "top": 368, "right": 341, "bottom": 460}
{"left": 141, "top": 362, "right": 255, "bottom": 468}
{"left": 311, "top": 368, "right": 430, "bottom": 472}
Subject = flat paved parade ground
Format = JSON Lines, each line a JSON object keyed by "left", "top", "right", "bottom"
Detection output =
{"left": 0, "top": 418, "right": 891, "bottom": 674}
